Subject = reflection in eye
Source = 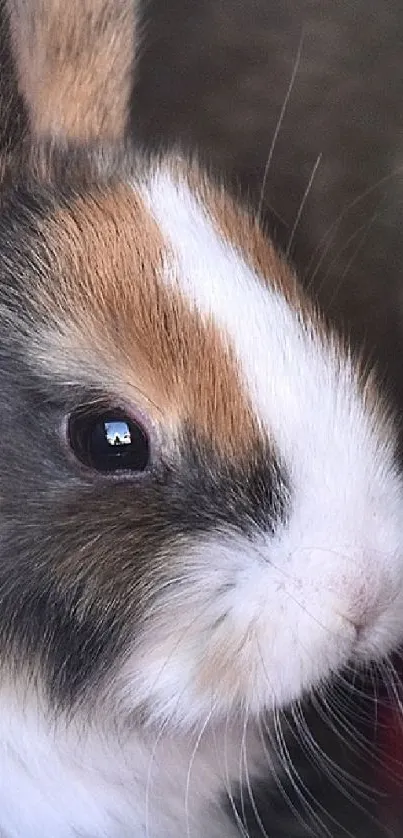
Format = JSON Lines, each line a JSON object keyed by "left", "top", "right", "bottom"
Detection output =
{"left": 104, "top": 421, "right": 132, "bottom": 447}
{"left": 68, "top": 408, "right": 150, "bottom": 472}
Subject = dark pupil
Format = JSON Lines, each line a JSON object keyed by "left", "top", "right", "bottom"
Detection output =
{"left": 71, "top": 412, "right": 149, "bottom": 472}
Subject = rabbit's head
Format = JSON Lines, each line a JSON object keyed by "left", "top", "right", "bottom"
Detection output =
{"left": 0, "top": 0, "right": 401, "bottom": 733}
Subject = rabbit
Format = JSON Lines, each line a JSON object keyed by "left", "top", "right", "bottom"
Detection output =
{"left": 0, "top": 0, "right": 401, "bottom": 836}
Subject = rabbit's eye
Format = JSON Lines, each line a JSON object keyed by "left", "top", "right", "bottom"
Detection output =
{"left": 68, "top": 409, "right": 150, "bottom": 473}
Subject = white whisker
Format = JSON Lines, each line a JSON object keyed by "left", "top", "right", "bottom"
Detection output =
{"left": 316, "top": 205, "right": 385, "bottom": 307}
{"left": 145, "top": 714, "right": 171, "bottom": 838}
{"left": 257, "top": 713, "right": 307, "bottom": 831}
{"left": 304, "top": 166, "right": 403, "bottom": 285}
{"left": 285, "top": 153, "right": 322, "bottom": 258}
{"left": 240, "top": 703, "right": 270, "bottom": 838}
{"left": 258, "top": 31, "right": 305, "bottom": 218}
{"left": 272, "top": 707, "right": 333, "bottom": 837}
{"left": 219, "top": 709, "right": 250, "bottom": 837}
{"left": 185, "top": 704, "right": 216, "bottom": 838}
{"left": 291, "top": 699, "right": 377, "bottom": 804}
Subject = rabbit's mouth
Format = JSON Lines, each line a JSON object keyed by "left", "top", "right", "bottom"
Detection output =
{"left": 113, "top": 533, "right": 403, "bottom": 731}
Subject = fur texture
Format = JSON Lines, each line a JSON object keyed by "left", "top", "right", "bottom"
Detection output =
{"left": 0, "top": 1, "right": 401, "bottom": 836}
{"left": 7, "top": 0, "right": 137, "bottom": 139}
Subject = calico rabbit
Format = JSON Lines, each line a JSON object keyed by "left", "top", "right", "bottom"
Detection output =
{"left": 0, "top": 1, "right": 401, "bottom": 835}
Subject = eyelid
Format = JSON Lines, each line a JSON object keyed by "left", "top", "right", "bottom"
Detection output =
{"left": 68, "top": 410, "right": 150, "bottom": 473}
{"left": 62, "top": 394, "right": 160, "bottom": 478}
{"left": 68, "top": 394, "right": 156, "bottom": 439}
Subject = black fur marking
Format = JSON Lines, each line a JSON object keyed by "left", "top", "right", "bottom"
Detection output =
{"left": 0, "top": 173, "right": 290, "bottom": 709}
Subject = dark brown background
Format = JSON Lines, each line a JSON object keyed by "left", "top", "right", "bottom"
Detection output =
{"left": 133, "top": 0, "right": 403, "bottom": 420}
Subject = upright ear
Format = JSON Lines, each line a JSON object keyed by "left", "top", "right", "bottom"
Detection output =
{"left": 6, "top": 0, "right": 138, "bottom": 142}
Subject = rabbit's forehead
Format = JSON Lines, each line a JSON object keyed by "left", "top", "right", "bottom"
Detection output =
{"left": 28, "top": 178, "right": 262, "bottom": 459}
{"left": 31, "top": 166, "right": 386, "bottom": 471}
{"left": 139, "top": 169, "right": 390, "bottom": 475}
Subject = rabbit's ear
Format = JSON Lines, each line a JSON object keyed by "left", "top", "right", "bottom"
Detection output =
{"left": 6, "top": 0, "right": 137, "bottom": 142}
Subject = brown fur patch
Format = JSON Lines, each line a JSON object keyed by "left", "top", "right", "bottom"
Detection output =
{"left": 33, "top": 181, "right": 263, "bottom": 458}
{"left": 7, "top": 0, "right": 136, "bottom": 141}
{"left": 171, "top": 159, "right": 348, "bottom": 370}
{"left": 170, "top": 159, "right": 304, "bottom": 307}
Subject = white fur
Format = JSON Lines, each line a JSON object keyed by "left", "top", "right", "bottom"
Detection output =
{"left": 1, "top": 166, "right": 403, "bottom": 837}
{"left": 0, "top": 682, "right": 262, "bottom": 838}
{"left": 137, "top": 166, "right": 403, "bottom": 710}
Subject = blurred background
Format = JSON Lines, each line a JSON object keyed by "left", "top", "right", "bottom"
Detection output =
{"left": 133, "top": 0, "right": 403, "bottom": 419}
{"left": 2, "top": 0, "right": 403, "bottom": 834}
